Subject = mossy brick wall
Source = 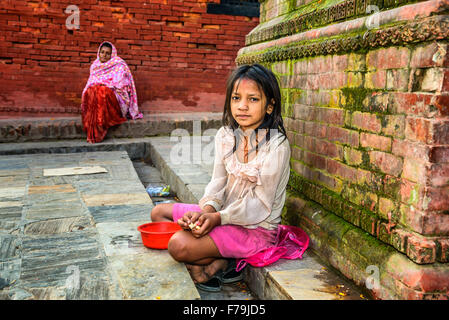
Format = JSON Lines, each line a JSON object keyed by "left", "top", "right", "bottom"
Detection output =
{"left": 238, "top": 0, "right": 449, "bottom": 299}
{"left": 281, "top": 45, "right": 449, "bottom": 261}
{"left": 0, "top": 0, "right": 258, "bottom": 117}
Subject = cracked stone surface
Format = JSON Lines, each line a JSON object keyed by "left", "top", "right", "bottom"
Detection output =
{"left": 0, "top": 151, "right": 200, "bottom": 300}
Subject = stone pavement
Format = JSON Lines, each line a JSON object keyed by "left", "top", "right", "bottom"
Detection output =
{"left": 0, "top": 114, "right": 371, "bottom": 300}
{"left": 0, "top": 150, "right": 199, "bottom": 300}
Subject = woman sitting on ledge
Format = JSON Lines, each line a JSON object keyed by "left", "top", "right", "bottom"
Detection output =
{"left": 81, "top": 41, "right": 143, "bottom": 144}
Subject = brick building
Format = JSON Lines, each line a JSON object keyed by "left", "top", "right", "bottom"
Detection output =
{"left": 0, "top": 0, "right": 259, "bottom": 117}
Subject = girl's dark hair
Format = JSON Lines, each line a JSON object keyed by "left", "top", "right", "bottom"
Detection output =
{"left": 100, "top": 42, "right": 112, "bottom": 50}
{"left": 222, "top": 64, "right": 287, "bottom": 156}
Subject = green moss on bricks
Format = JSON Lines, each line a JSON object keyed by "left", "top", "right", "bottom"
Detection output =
{"left": 290, "top": 89, "right": 304, "bottom": 104}
{"left": 341, "top": 87, "right": 376, "bottom": 112}
{"left": 283, "top": 188, "right": 322, "bottom": 226}
{"left": 360, "top": 209, "right": 379, "bottom": 236}
{"left": 281, "top": 204, "right": 297, "bottom": 226}
{"left": 288, "top": 171, "right": 324, "bottom": 202}
{"left": 383, "top": 176, "right": 402, "bottom": 201}
{"left": 366, "top": 172, "right": 384, "bottom": 194}
{"left": 288, "top": 0, "right": 297, "bottom": 15}
{"left": 260, "top": 61, "right": 272, "bottom": 70}
{"left": 320, "top": 210, "right": 353, "bottom": 249}
{"left": 272, "top": 60, "right": 292, "bottom": 76}
{"left": 289, "top": 170, "right": 344, "bottom": 212}
{"left": 288, "top": 171, "right": 306, "bottom": 194}
{"left": 286, "top": 173, "right": 397, "bottom": 267}
{"left": 281, "top": 88, "right": 301, "bottom": 118}
{"left": 361, "top": 151, "right": 373, "bottom": 170}
{"left": 238, "top": 16, "right": 421, "bottom": 66}
{"left": 289, "top": 0, "right": 347, "bottom": 20}
{"left": 343, "top": 227, "right": 396, "bottom": 265}
{"left": 380, "top": 115, "right": 389, "bottom": 129}
{"left": 321, "top": 189, "right": 340, "bottom": 213}
{"left": 407, "top": 184, "right": 420, "bottom": 206}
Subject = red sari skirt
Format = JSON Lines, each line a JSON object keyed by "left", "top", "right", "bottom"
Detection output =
{"left": 81, "top": 85, "right": 127, "bottom": 143}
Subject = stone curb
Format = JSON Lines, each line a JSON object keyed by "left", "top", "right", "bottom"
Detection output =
{"left": 0, "top": 112, "right": 222, "bottom": 143}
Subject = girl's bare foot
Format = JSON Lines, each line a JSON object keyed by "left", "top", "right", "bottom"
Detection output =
{"left": 186, "top": 259, "right": 228, "bottom": 284}
{"left": 203, "top": 259, "right": 228, "bottom": 279}
{"left": 186, "top": 264, "right": 209, "bottom": 283}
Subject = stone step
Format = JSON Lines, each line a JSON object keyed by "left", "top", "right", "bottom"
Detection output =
{"left": 0, "top": 112, "right": 222, "bottom": 143}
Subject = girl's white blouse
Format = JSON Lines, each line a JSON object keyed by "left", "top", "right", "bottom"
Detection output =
{"left": 199, "top": 126, "right": 291, "bottom": 230}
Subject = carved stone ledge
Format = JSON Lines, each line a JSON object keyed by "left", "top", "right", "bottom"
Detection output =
{"left": 237, "top": 15, "right": 449, "bottom": 65}
{"left": 247, "top": 0, "right": 426, "bottom": 46}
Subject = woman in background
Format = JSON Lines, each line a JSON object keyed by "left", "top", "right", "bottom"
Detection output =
{"left": 81, "top": 41, "right": 143, "bottom": 143}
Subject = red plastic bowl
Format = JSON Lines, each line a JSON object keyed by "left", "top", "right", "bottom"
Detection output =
{"left": 137, "top": 222, "right": 182, "bottom": 249}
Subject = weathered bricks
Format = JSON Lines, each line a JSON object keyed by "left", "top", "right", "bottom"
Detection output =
{"left": 351, "top": 112, "right": 382, "bottom": 133}
{"left": 361, "top": 132, "right": 392, "bottom": 152}
{"left": 407, "top": 235, "right": 437, "bottom": 264}
{"left": 369, "top": 151, "right": 403, "bottom": 176}
{"left": 283, "top": 41, "right": 449, "bottom": 273}
{"left": 382, "top": 115, "right": 405, "bottom": 138}
{"left": 367, "top": 47, "right": 411, "bottom": 70}
{"left": 410, "top": 42, "right": 449, "bottom": 68}
{"left": 405, "top": 117, "right": 449, "bottom": 144}
{"left": 365, "top": 70, "right": 387, "bottom": 89}
{"left": 400, "top": 204, "right": 449, "bottom": 236}
{"left": 344, "top": 147, "right": 362, "bottom": 166}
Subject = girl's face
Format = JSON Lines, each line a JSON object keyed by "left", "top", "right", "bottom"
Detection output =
{"left": 99, "top": 46, "right": 112, "bottom": 63}
{"left": 230, "top": 78, "right": 273, "bottom": 132}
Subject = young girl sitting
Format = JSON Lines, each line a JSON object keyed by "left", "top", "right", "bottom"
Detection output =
{"left": 151, "top": 64, "right": 309, "bottom": 292}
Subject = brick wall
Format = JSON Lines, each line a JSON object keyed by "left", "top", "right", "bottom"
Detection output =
{"left": 283, "top": 46, "right": 449, "bottom": 299}
{"left": 238, "top": 0, "right": 449, "bottom": 299}
{"left": 282, "top": 42, "right": 449, "bottom": 260}
{"left": 0, "top": 0, "right": 258, "bottom": 117}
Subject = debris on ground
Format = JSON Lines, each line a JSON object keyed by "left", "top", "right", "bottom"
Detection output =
{"left": 146, "top": 185, "right": 171, "bottom": 197}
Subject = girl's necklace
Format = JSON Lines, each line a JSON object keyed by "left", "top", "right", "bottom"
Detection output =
{"left": 243, "top": 136, "right": 249, "bottom": 163}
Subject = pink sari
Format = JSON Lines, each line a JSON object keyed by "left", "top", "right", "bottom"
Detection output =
{"left": 82, "top": 41, "right": 143, "bottom": 120}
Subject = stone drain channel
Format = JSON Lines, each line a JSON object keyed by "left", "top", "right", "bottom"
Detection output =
{"left": 132, "top": 158, "right": 257, "bottom": 300}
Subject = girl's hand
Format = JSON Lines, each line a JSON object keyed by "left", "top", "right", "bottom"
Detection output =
{"left": 191, "top": 211, "right": 221, "bottom": 238}
{"left": 177, "top": 211, "right": 201, "bottom": 230}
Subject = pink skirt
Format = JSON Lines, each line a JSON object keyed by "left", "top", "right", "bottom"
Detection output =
{"left": 172, "top": 203, "right": 277, "bottom": 258}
